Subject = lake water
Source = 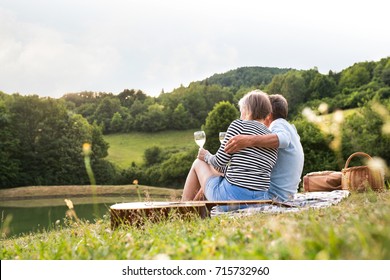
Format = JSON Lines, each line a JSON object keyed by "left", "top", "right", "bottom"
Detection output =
{"left": 0, "top": 195, "right": 149, "bottom": 238}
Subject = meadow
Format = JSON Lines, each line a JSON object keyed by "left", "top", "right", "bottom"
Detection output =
{"left": 103, "top": 130, "right": 195, "bottom": 167}
{"left": 1, "top": 190, "right": 389, "bottom": 259}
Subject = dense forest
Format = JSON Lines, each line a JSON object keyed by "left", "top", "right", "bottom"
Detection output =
{"left": 1, "top": 57, "right": 390, "bottom": 189}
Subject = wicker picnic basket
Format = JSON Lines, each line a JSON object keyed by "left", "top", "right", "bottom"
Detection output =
{"left": 341, "top": 152, "right": 384, "bottom": 192}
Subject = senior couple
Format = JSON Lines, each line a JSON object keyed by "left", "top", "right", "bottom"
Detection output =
{"left": 182, "top": 90, "right": 304, "bottom": 205}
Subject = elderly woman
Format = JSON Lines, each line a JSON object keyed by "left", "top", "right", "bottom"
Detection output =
{"left": 181, "top": 90, "right": 278, "bottom": 202}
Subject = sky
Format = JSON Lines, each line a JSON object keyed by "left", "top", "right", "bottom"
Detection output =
{"left": 1, "top": 0, "right": 389, "bottom": 98}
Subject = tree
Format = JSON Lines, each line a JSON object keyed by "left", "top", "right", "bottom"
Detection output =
{"left": 381, "top": 61, "right": 390, "bottom": 86}
{"left": 75, "top": 102, "right": 98, "bottom": 122}
{"left": 117, "top": 89, "right": 136, "bottom": 107}
{"left": 0, "top": 99, "right": 20, "bottom": 188}
{"left": 308, "top": 74, "right": 337, "bottom": 99}
{"left": 171, "top": 103, "right": 191, "bottom": 130}
{"left": 182, "top": 88, "right": 208, "bottom": 128}
{"left": 118, "top": 89, "right": 147, "bottom": 108}
{"left": 281, "top": 71, "right": 306, "bottom": 115}
{"left": 7, "top": 95, "right": 51, "bottom": 185}
{"left": 1, "top": 94, "right": 112, "bottom": 187}
{"left": 129, "top": 99, "right": 147, "bottom": 117}
{"left": 202, "top": 101, "right": 239, "bottom": 153}
{"left": 49, "top": 113, "right": 92, "bottom": 185}
{"left": 134, "top": 104, "right": 168, "bottom": 132}
{"left": 90, "top": 122, "right": 109, "bottom": 159}
{"left": 203, "top": 84, "right": 234, "bottom": 110}
{"left": 341, "top": 102, "right": 390, "bottom": 166}
{"left": 267, "top": 71, "right": 307, "bottom": 116}
{"left": 92, "top": 97, "right": 122, "bottom": 133}
{"left": 382, "top": 69, "right": 390, "bottom": 86}
{"left": 110, "top": 112, "right": 123, "bottom": 132}
{"left": 339, "top": 64, "right": 371, "bottom": 89}
{"left": 203, "top": 66, "right": 291, "bottom": 89}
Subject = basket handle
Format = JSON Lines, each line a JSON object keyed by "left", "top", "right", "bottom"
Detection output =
{"left": 344, "top": 152, "right": 372, "bottom": 169}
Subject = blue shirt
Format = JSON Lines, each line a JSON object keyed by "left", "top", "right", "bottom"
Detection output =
{"left": 268, "top": 118, "right": 304, "bottom": 201}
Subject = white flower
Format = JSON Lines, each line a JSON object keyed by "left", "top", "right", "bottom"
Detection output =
{"left": 318, "top": 103, "right": 329, "bottom": 114}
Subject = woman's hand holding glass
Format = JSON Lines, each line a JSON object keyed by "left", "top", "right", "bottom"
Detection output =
{"left": 197, "top": 147, "right": 210, "bottom": 162}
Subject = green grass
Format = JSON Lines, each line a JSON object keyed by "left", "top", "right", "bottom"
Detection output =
{"left": 103, "top": 130, "right": 196, "bottom": 167}
{"left": 1, "top": 191, "right": 390, "bottom": 259}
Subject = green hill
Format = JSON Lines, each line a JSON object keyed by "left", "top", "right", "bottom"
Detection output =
{"left": 200, "top": 66, "right": 292, "bottom": 89}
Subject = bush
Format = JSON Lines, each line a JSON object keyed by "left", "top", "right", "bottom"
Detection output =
{"left": 341, "top": 101, "right": 390, "bottom": 167}
{"left": 159, "top": 148, "right": 198, "bottom": 188}
{"left": 143, "top": 146, "right": 165, "bottom": 166}
{"left": 202, "top": 101, "right": 239, "bottom": 153}
{"left": 294, "top": 118, "right": 339, "bottom": 175}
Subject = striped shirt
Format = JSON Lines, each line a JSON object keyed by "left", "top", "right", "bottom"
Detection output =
{"left": 209, "top": 119, "right": 278, "bottom": 191}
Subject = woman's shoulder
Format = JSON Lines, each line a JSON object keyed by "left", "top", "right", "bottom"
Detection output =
{"left": 229, "top": 119, "right": 244, "bottom": 127}
{"left": 226, "top": 119, "right": 245, "bottom": 134}
{"left": 241, "top": 120, "right": 271, "bottom": 133}
{"left": 229, "top": 119, "right": 270, "bottom": 133}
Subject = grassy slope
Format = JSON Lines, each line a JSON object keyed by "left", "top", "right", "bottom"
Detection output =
{"left": 1, "top": 191, "right": 389, "bottom": 259}
{"left": 103, "top": 130, "right": 196, "bottom": 167}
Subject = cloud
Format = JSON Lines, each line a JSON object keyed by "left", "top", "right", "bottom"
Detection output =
{"left": 1, "top": 0, "right": 389, "bottom": 98}
{"left": 0, "top": 7, "right": 121, "bottom": 97}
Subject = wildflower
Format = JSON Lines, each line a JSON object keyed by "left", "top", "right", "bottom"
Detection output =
{"left": 64, "top": 199, "right": 79, "bottom": 222}
{"left": 367, "top": 156, "right": 388, "bottom": 177}
{"left": 153, "top": 253, "right": 171, "bottom": 260}
{"left": 302, "top": 107, "right": 321, "bottom": 123}
{"left": 333, "top": 110, "right": 344, "bottom": 124}
{"left": 383, "top": 122, "right": 390, "bottom": 135}
{"left": 318, "top": 103, "right": 329, "bottom": 114}
{"left": 64, "top": 199, "right": 74, "bottom": 209}
{"left": 83, "top": 142, "right": 92, "bottom": 156}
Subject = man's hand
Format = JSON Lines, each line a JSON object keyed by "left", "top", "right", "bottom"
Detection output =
{"left": 224, "top": 135, "right": 250, "bottom": 153}
{"left": 225, "top": 134, "right": 279, "bottom": 152}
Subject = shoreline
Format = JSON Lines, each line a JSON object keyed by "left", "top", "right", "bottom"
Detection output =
{"left": 0, "top": 185, "right": 183, "bottom": 201}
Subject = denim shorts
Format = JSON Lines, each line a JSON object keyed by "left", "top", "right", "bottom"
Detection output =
{"left": 205, "top": 176, "right": 269, "bottom": 211}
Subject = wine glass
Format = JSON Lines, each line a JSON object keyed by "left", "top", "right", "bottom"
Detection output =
{"left": 219, "top": 132, "right": 227, "bottom": 143}
{"left": 194, "top": 131, "right": 206, "bottom": 148}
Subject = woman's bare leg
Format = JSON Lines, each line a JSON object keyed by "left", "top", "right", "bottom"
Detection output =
{"left": 181, "top": 159, "right": 217, "bottom": 201}
{"left": 192, "top": 167, "right": 223, "bottom": 200}
{"left": 181, "top": 162, "right": 201, "bottom": 201}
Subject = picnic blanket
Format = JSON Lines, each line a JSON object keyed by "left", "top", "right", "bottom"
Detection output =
{"left": 210, "top": 190, "right": 350, "bottom": 217}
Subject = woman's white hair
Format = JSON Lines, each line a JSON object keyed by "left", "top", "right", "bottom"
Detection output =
{"left": 238, "top": 90, "right": 272, "bottom": 120}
